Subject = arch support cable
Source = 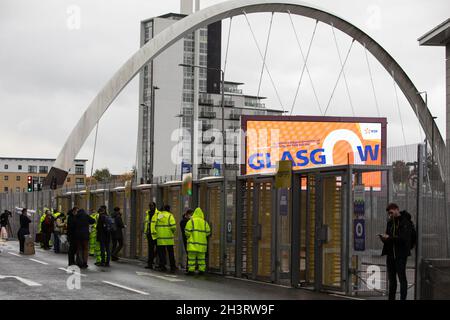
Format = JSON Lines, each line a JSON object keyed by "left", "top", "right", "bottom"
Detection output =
{"left": 331, "top": 23, "right": 355, "bottom": 116}
{"left": 391, "top": 70, "right": 409, "bottom": 161}
{"left": 324, "top": 38, "right": 355, "bottom": 116}
{"left": 243, "top": 11, "right": 285, "bottom": 111}
{"left": 256, "top": 12, "right": 275, "bottom": 100}
{"left": 223, "top": 17, "right": 233, "bottom": 79}
{"left": 363, "top": 43, "right": 381, "bottom": 117}
{"left": 288, "top": 13, "right": 321, "bottom": 115}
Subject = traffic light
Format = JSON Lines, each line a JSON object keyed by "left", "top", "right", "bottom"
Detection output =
{"left": 182, "top": 173, "right": 192, "bottom": 196}
{"left": 27, "top": 176, "right": 33, "bottom": 192}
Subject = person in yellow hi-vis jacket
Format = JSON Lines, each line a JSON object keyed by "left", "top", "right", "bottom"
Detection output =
{"left": 184, "top": 207, "right": 210, "bottom": 275}
{"left": 89, "top": 210, "right": 101, "bottom": 264}
{"left": 144, "top": 202, "right": 158, "bottom": 269}
{"left": 153, "top": 205, "right": 177, "bottom": 273}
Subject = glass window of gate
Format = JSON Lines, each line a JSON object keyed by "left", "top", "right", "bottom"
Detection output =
{"left": 257, "top": 181, "right": 272, "bottom": 279}
{"left": 207, "top": 185, "right": 221, "bottom": 271}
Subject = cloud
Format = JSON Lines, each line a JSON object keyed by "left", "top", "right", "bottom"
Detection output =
{"left": 0, "top": 0, "right": 448, "bottom": 175}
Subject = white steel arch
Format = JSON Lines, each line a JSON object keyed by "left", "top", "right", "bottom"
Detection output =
{"left": 45, "top": 0, "right": 445, "bottom": 187}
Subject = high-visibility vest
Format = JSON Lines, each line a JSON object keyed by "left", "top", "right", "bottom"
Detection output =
{"left": 144, "top": 209, "right": 159, "bottom": 240}
{"left": 155, "top": 211, "right": 176, "bottom": 246}
{"left": 185, "top": 208, "right": 211, "bottom": 253}
{"left": 53, "top": 211, "right": 61, "bottom": 219}
{"left": 90, "top": 213, "right": 99, "bottom": 233}
{"left": 38, "top": 213, "right": 46, "bottom": 233}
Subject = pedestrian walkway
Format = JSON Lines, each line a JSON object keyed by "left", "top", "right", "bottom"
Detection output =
{"left": 0, "top": 240, "right": 345, "bottom": 300}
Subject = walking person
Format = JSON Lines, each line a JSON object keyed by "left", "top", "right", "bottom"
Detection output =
{"left": 144, "top": 202, "right": 158, "bottom": 269}
{"left": 52, "top": 208, "right": 62, "bottom": 253}
{"left": 185, "top": 207, "right": 210, "bottom": 275}
{"left": 54, "top": 212, "right": 66, "bottom": 253}
{"left": 111, "top": 207, "right": 125, "bottom": 261}
{"left": 67, "top": 207, "right": 78, "bottom": 266}
{"left": 379, "top": 203, "right": 416, "bottom": 300}
{"left": 41, "top": 210, "right": 54, "bottom": 250}
{"left": 17, "top": 208, "right": 31, "bottom": 254}
{"left": 154, "top": 205, "right": 177, "bottom": 273}
{"left": 96, "top": 208, "right": 113, "bottom": 267}
{"left": 180, "top": 208, "right": 193, "bottom": 270}
{"left": 74, "top": 209, "right": 95, "bottom": 269}
{"left": 1, "top": 210, "right": 12, "bottom": 240}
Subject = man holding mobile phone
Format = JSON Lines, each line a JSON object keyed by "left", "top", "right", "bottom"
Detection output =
{"left": 379, "top": 203, "right": 415, "bottom": 300}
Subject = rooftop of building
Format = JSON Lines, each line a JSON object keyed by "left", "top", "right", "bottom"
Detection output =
{"left": 418, "top": 18, "right": 450, "bottom": 46}
{"left": 141, "top": 12, "right": 188, "bottom": 24}
{"left": 0, "top": 157, "right": 88, "bottom": 162}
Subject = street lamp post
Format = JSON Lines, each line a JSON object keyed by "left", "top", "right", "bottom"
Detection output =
{"left": 179, "top": 63, "right": 227, "bottom": 273}
{"left": 141, "top": 85, "right": 159, "bottom": 184}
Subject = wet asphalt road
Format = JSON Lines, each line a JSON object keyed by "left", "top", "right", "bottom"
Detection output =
{"left": 0, "top": 240, "right": 346, "bottom": 300}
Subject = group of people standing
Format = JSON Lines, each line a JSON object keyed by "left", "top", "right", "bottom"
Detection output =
{"left": 32, "top": 206, "right": 125, "bottom": 268}
{"left": 144, "top": 203, "right": 211, "bottom": 275}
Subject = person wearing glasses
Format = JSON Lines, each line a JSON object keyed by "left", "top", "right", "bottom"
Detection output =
{"left": 379, "top": 203, "right": 416, "bottom": 300}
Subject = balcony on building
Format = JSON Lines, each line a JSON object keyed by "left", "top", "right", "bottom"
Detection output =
{"left": 223, "top": 99, "right": 235, "bottom": 107}
{"left": 199, "top": 93, "right": 214, "bottom": 106}
{"left": 228, "top": 124, "right": 241, "bottom": 131}
{"left": 199, "top": 107, "right": 216, "bottom": 119}
{"left": 229, "top": 112, "right": 241, "bottom": 120}
{"left": 201, "top": 123, "right": 214, "bottom": 131}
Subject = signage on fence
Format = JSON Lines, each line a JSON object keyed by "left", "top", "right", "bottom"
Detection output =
{"left": 354, "top": 219, "right": 366, "bottom": 251}
{"left": 226, "top": 220, "right": 233, "bottom": 243}
{"left": 279, "top": 188, "right": 289, "bottom": 216}
{"left": 354, "top": 184, "right": 365, "bottom": 216}
{"left": 275, "top": 160, "right": 292, "bottom": 189}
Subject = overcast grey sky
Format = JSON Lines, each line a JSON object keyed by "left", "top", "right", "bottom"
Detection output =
{"left": 0, "top": 0, "right": 448, "bottom": 174}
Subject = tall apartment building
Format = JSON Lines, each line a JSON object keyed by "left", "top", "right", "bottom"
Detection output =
{"left": 136, "top": 0, "right": 284, "bottom": 183}
{"left": 0, "top": 157, "right": 87, "bottom": 193}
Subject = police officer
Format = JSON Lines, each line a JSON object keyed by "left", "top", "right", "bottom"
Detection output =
{"left": 144, "top": 202, "right": 158, "bottom": 269}
{"left": 90, "top": 209, "right": 102, "bottom": 265}
{"left": 185, "top": 207, "right": 210, "bottom": 275}
{"left": 153, "top": 205, "right": 177, "bottom": 273}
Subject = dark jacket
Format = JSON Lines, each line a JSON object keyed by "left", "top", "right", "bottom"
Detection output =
{"left": 19, "top": 214, "right": 31, "bottom": 233}
{"left": 96, "top": 214, "right": 111, "bottom": 241}
{"left": 1, "top": 212, "right": 10, "bottom": 227}
{"left": 67, "top": 212, "right": 77, "bottom": 242}
{"left": 180, "top": 216, "right": 190, "bottom": 250}
{"left": 382, "top": 210, "right": 413, "bottom": 259}
{"left": 111, "top": 212, "right": 125, "bottom": 239}
{"left": 75, "top": 210, "right": 95, "bottom": 241}
{"left": 41, "top": 215, "right": 54, "bottom": 234}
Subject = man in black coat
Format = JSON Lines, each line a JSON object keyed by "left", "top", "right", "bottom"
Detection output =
{"left": 380, "top": 203, "right": 414, "bottom": 300}
{"left": 66, "top": 207, "right": 78, "bottom": 266}
{"left": 111, "top": 207, "right": 125, "bottom": 261}
{"left": 74, "top": 209, "right": 95, "bottom": 269}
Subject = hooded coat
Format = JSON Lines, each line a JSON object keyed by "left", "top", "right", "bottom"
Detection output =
{"left": 381, "top": 210, "right": 414, "bottom": 259}
{"left": 185, "top": 208, "right": 211, "bottom": 253}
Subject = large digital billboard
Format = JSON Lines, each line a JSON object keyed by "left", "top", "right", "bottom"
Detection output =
{"left": 242, "top": 116, "right": 386, "bottom": 187}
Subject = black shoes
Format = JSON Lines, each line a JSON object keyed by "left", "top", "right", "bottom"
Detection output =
{"left": 145, "top": 265, "right": 153, "bottom": 269}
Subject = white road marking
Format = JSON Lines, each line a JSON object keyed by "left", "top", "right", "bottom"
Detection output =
{"left": 0, "top": 275, "right": 42, "bottom": 287}
{"left": 102, "top": 281, "right": 149, "bottom": 295}
{"left": 224, "top": 276, "right": 292, "bottom": 289}
{"left": 29, "top": 258, "right": 49, "bottom": 265}
{"left": 329, "top": 294, "right": 365, "bottom": 300}
{"left": 136, "top": 271, "right": 185, "bottom": 282}
{"left": 57, "top": 268, "right": 87, "bottom": 277}
{"left": 8, "top": 252, "right": 21, "bottom": 257}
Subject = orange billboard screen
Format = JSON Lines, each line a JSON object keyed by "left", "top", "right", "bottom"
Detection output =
{"left": 243, "top": 116, "right": 386, "bottom": 187}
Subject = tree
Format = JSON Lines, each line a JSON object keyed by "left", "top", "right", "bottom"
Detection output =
{"left": 392, "top": 160, "right": 410, "bottom": 185}
{"left": 93, "top": 168, "right": 111, "bottom": 182}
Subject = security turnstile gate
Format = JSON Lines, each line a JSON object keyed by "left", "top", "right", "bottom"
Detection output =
{"left": 237, "top": 165, "right": 393, "bottom": 294}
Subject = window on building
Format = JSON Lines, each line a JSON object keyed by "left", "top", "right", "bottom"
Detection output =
{"left": 4, "top": 187, "right": 8, "bottom": 192}
{"left": 28, "top": 166, "right": 37, "bottom": 173}
{"left": 4, "top": 176, "right": 8, "bottom": 181}
{"left": 18, "top": 165, "right": 22, "bottom": 170}
{"left": 16, "top": 176, "right": 20, "bottom": 181}
{"left": 39, "top": 166, "right": 48, "bottom": 174}
{"left": 4, "top": 164, "right": 8, "bottom": 170}
{"left": 76, "top": 178, "right": 84, "bottom": 185}
{"left": 67, "top": 177, "right": 71, "bottom": 183}
{"left": 75, "top": 164, "right": 84, "bottom": 175}
{"left": 15, "top": 187, "right": 20, "bottom": 193}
